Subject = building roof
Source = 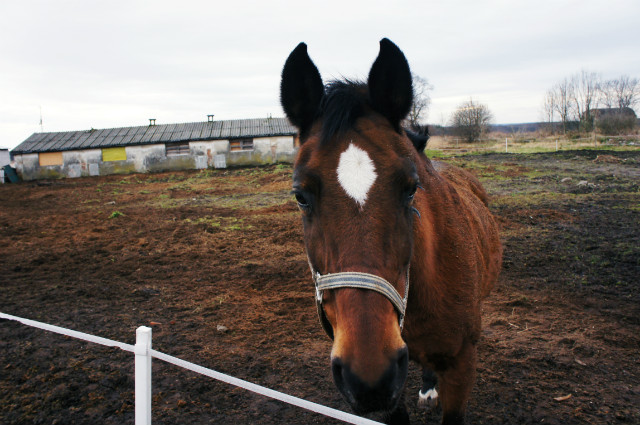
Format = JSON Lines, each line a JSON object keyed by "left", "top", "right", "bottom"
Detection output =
{"left": 592, "top": 107, "right": 637, "bottom": 118}
{"left": 12, "top": 117, "right": 297, "bottom": 154}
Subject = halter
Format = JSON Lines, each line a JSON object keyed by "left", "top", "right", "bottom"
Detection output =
{"left": 309, "top": 263, "right": 410, "bottom": 340}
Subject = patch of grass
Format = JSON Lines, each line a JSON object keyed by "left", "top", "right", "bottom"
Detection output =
{"left": 157, "top": 199, "right": 180, "bottom": 209}
{"left": 426, "top": 133, "right": 640, "bottom": 157}
{"left": 183, "top": 216, "right": 252, "bottom": 231}
{"left": 208, "top": 191, "right": 293, "bottom": 210}
{"left": 215, "top": 294, "right": 229, "bottom": 304}
{"left": 623, "top": 203, "right": 640, "bottom": 212}
{"left": 588, "top": 255, "right": 612, "bottom": 268}
{"left": 275, "top": 163, "right": 291, "bottom": 171}
{"left": 168, "top": 182, "right": 193, "bottom": 192}
{"left": 184, "top": 217, "right": 221, "bottom": 228}
{"left": 108, "top": 211, "right": 124, "bottom": 219}
{"left": 491, "top": 191, "right": 576, "bottom": 210}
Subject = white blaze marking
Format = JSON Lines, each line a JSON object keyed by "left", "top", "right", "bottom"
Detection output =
{"left": 336, "top": 143, "right": 377, "bottom": 207}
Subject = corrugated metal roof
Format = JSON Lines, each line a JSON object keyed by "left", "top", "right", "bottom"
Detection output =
{"left": 12, "top": 117, "right": 297, "bottom": 154}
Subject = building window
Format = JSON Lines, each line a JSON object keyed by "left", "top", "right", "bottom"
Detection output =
{"left": 39, "top": 152, "right": 63, "bottom": 166}
{"left": 230, "top": 138, "right": 253, "bottom": 152}
{"left": 166, "top": 143, "right": 190, "bottom": 156}
{"left": 102, "top": 147, "right": 127, "bottom": 162}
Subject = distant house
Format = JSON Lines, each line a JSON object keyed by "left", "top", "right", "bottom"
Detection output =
{"left": 591, "top": 108, "right": 637, "bottom": 135}
{"left": 11, "top": 117, "right": 297, "bottom": 180}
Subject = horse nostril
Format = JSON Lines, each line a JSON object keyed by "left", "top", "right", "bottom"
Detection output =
{"left": 331, "top": 357, "right": 343, "bottom": 386}
{"left": 392, "top": 346, "right": 409, "bottom": 399}
{"left": 331, "top": 357, "right": 358, "bottom": 405}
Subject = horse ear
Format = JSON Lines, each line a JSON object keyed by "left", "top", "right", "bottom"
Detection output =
{"left": 280, "top": 42, "right": 324, "bottom": 135}
{"left": 367, "top": 38, "right": 413, "bottom": 132}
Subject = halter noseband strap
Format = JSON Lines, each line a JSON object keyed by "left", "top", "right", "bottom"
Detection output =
{"left": 310, "top": 267, "right": 410, "bottom": 340}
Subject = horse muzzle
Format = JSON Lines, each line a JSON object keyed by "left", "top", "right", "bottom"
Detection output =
{"left": 331, "top": 345, "right": 409, "bottom": 414}
{"left": 308, "top": 268, "right": 410, "bottom": 413}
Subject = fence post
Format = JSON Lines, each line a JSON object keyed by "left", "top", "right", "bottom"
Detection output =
{"left": 135, "top": 326, "right": 152, "bottom": 425}
{"left": 505, "top": 138, "right": 508, "bottom": 153}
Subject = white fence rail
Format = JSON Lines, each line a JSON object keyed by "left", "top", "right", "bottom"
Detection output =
{"left": 0, "top": 312, "right": 382, "bottom": 425}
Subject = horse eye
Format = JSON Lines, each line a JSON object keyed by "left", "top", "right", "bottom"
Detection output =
{"left": 294, "top": 191, "right": 310, "bottom": 210}
{"left": 407, "top": 183, "right": 418, "bottom": 201}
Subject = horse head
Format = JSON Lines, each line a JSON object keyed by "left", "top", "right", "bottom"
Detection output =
{"left": 280, "top": 39, "right": 429, "bottom": 415}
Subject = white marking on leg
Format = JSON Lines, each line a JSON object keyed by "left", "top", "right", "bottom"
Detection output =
{"left": 336, "top": 143, "right": 377, "bottom": 208}
{"left": 418, "top": 388, "right": 438, "bottom": 410}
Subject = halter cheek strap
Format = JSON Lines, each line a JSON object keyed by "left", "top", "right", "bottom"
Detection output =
{"left": 309, "top": 265, "right": 410, "bottom": 340}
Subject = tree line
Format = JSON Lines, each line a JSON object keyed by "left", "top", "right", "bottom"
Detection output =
{"left": 542, "top": 72, "right": 639, "bottom": 135}
{"left": 409, "top": 71, "right": 639, "bottom": 143}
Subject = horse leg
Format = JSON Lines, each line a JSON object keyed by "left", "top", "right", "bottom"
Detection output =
{"left": 383, "top": 393, "right": 410, "bottom": 425}
{"left": 418, "top": 367, "right": 439, "bottom": 410}
{"left": 437, "top": 342, "right": 477, "bottom": 425}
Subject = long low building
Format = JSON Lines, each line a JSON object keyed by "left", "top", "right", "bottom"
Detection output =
{"left": 11, "top": 117, "right": 297, "bottom": 180}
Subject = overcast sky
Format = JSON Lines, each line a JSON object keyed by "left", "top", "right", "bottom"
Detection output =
{"left": 1, "top": 0, "right": 639, "bottom": 149}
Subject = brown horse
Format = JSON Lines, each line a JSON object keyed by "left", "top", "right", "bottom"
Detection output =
{"left": 280, "top": 39, "right": 502, "bottom": 425}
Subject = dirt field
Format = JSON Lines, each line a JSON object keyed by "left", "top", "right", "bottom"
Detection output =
{"left": 1, "top": 149, "right": 638, "bottom": 425}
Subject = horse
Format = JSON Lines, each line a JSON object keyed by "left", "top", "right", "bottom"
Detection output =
{"left": 280, "top": 39, "right": 502, "bottom": 425}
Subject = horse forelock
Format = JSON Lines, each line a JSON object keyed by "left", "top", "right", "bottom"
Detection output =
{"left": 318, "top": 80, "right": 369, "bottom": 146}
{"left": 314, "top": 79, "right": 423, "bottom": 163}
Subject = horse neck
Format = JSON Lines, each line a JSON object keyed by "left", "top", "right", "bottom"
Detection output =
{"left": 409, "top": 157, "right": 457, "bottom": 300}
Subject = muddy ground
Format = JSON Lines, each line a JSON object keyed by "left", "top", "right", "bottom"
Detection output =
{"left": 1, "top": 149, "right": 638, "bottom": 424}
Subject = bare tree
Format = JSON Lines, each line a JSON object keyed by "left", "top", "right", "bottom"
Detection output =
{"left": 547, "top": 71, "right": 638, "bottom": 134}
{"left": 449, "top": 98, "right": 493, "bottom": 142}
{"left": 550, "top": 78, "right": 574, "bottom": 134}
{"left": 599, "top": 79, "right": 617, "bottom": 109}
{"left": 542, "top": 89, "right": 556, "bottom": 133}
{"left": 406, "top": 74, "right": 433, "bottom": 127}
{"left": 612, "top": 75, "right": 639, "bottom": 110}
{"left": 571, "top": 70, "right": 601, "bottom": 131}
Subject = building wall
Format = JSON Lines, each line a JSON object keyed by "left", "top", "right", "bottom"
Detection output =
{"left": 13, "top": 135, "right": 296, "bottom": 180}
{"left": 63, "top": 149, "right": 102, "bottom": 178}
{"left": 227, "top": 136, "right": 296, "bottom": 167}
{"left": 0, "top": 149, "right": 10, "bottom": 167}
{"left": 126, "top": 144, "right": 168, "bottom": 173}
{"left": 15, "top": 153, "right": 40, "bottom": 179}
{"left": 189, "top": 140, "right": 230, "bottom": 168}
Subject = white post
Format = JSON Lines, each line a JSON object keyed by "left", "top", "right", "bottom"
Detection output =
{"left": 505, "top": 138, "right": 508, "bottom": 153}
{"left": 135, "top": 326, "right": 152, "bottom": 425}
{"left": 556, "top": 139, "right": 558, "bottom": 151}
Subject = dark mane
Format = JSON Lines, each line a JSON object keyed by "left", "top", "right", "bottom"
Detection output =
{"left": 316, "top": 80, "right": 430, "bottom": 151}
{"left": 318, "top": 80, "right": 369, "bottom": 145}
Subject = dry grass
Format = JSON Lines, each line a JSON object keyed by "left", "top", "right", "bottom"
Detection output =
{"left": 426, "top": 132, "right": 640, "bottom": 156}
